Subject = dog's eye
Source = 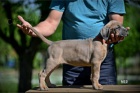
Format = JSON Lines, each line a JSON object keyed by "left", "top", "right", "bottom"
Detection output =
{"left": 115, "top": 26, "right": 120, "bottom": 30}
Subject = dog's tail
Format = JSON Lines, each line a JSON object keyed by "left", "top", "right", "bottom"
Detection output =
{"left": 28, "top": 26, "right": 53, "bottom": 45}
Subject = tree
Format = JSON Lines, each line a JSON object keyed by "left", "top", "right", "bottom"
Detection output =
{"left": 0, "top": 0, "right": 52, "bottom": 92}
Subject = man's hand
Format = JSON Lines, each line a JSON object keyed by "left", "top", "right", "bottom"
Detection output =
{"left": 106, "top": 27, "right": 130, "bottom": 44}
{"left": 16, "top": 15, "right": 36, "bottom": 36}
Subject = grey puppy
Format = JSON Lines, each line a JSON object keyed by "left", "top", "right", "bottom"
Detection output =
{"left": 28, "top": 20, "right": 128, "bottom": 90}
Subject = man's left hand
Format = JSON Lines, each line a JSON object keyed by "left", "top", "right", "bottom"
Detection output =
{"left": 106, "top": 27, "right": 130, "bottom": 44}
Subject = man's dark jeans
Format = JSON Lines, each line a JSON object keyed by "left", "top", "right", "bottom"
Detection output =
{"left": 62, "top": 48, "right": 117, "bottom": 85}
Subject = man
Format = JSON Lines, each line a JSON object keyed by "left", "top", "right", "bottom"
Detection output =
{"left": 17, "top": 0, "right": 126, "bottom": 85}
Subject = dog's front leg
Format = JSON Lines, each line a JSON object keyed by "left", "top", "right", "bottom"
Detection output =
{"left": 91, "top": 62, "right": 103, "bottom": 90}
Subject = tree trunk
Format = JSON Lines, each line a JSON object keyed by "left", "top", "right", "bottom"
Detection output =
{"left": 18, "top": 51, "right": 35, "bottom": 93}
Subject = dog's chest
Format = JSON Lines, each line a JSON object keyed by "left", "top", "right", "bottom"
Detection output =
{"left": 92, "top": 41, "right": 107, "bottom": 61}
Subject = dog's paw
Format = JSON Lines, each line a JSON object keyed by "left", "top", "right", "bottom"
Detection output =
{"left": 94, "top": 83, "right": 103, "bottom": 90}
{"left": 40, "top": 86, "right": 49, "bottom": 91}
{"left": 40, "top": 84, "right": 49, "bottom": 91}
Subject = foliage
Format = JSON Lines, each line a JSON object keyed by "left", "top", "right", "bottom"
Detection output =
{"left": 0, "top": 0, "right": 44, "bottom": 92}
{"left": 115, "top": 3, "right": 140, "bottom": 78}
{"left": 0, "top": 0, "right": 62, "bottom": 92}
{"left": 114, "top": 4, "right": 140, "bottom": 58}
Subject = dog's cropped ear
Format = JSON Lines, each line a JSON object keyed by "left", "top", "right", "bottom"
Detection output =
{"left": 100, "top": 27, "right": 110, "bottom": 40}
{"left": 100, "top": 20, "right": 119, "bottom": 40}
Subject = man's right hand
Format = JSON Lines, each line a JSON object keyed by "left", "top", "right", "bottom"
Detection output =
{"left": 17, "top": 15, "right": 36, "bottom": 36}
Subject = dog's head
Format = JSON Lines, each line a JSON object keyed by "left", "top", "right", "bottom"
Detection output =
{"left": 100, "top": 20, "right": 129, "bottom": 40}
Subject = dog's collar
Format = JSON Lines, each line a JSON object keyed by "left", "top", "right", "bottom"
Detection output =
{"left": 94, "top": 35, "right": 107, "bottom": 45}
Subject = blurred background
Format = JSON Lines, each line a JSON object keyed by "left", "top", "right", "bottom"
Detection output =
{"left": 0, "top": 0, "right": 140, "bottom": 93}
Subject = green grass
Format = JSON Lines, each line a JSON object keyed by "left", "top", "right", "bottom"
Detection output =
{"left": 0, "top": 67, "right": 18, "bottom": 93}
{"left": 0, "top": 82, "right": 18, "bottom": 93}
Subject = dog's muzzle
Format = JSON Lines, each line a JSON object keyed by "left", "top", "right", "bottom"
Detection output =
{"left": 119, "top": 27, "right": 129, "bottom": 37}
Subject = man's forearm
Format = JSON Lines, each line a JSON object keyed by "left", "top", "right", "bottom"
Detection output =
{"left": 34, "top": 20, "right": 56, "bottom": 37}
{"left": 109, "top": 14, "right": 124, "bottom": 24}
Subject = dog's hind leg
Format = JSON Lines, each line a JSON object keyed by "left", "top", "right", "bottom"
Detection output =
{"left": 45, "top": 60, "right": 59, "bottom": 88}
{"left": 38, "top": 69, "right": 48, "bottom": 90}
{"left": 46, "top": 58, "right": 60, "bottom": 88}
{"left": 39, "top": 58, "right": 59, "bottom": 90}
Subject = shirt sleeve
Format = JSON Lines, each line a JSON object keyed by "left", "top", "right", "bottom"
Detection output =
{"left": 49, "top": 0, "right": 65, "bottom": 12}
{"left": 108, "top": 0, "right": 126, "bottom": 14}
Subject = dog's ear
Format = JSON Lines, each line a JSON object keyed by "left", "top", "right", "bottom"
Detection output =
{"left": 100, "top": 20, "right": 117, "bottom": 40}
{"left": 100, "top": 20, "right": 115, "bottom": 40}
{"left": 100, "top": 27, "right": 110, "bottom": 40}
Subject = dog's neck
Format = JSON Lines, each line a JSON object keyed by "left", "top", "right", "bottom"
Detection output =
{"left": 94, "top": 35, "right": 108, "bottom": 45}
